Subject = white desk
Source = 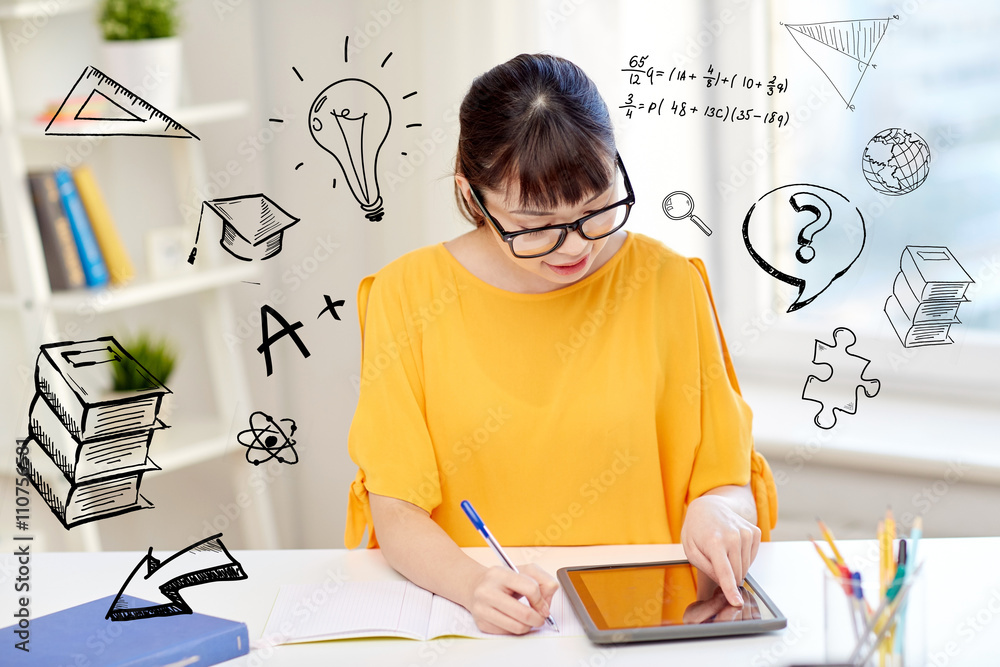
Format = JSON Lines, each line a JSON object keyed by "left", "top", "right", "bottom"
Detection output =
{"left": 3, "top": 540, "right": 1000, "bottom": 666}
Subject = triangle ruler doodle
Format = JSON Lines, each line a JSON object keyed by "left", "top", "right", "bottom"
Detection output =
{"left": 44, "top": 65, "right": 199, "bottom": 139}
{"left": 783, "top": 17, "right": 894, "bottom": 110}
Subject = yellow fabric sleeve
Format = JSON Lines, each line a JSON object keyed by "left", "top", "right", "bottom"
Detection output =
{"left": 686, "top": 258, "right": 778, "bottom": 540}
{"left": 345, "top": 273, "right": 441, "bottom": 549}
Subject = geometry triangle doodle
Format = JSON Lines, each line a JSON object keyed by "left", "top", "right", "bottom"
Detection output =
{"left": 783, "top": 17, "right": 895, "bottom": 110}
{"left": 44, "top": 66, "right": 199, "bottom": 139}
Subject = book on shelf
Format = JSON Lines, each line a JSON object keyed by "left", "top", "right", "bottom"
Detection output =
{"left": 18, "top": 436, "right": 155, "bottom": 528}
{"left": 28, "top": 393, "right": 164, "bottom": 484}
{"left": 0, "top": 594, "right": 249, "bottom": 667}
{"left": 27, "top": 171, "right": 86, "bottom": 291}
{"left": 73, "top": 165, "right": 135, "bottom": 286}
{"left": 899, "top": 245, "right": 974, "bottom": 301}
{"left": 53, "top": 167, "right": 109, "bottom": 287}
{"left": 52, "top": 167, "right": 110, "bottom": 288}
{"left": 35, "top": 337, "right": 170, "bottom": 441}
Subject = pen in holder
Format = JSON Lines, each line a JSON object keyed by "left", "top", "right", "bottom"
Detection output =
{"left": 822, "top": 563, "right": 925, "bottom": 666}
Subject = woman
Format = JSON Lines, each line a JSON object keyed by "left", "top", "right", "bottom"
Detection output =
{"left": 345, "top": 53, "right": 777, "bottom": 635}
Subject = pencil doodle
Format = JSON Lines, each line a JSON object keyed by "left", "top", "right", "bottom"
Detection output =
{"left": 257, "top": 305, "right": 311, "bottom": 377}
{"left": 273, "top": 36, "right": 422, "bottom": 222}
{"left": 862, "top": 129, "right": 931, "bottom": 196}
{"left": 19, "top": 337, "right": 170, "bottom": 529}
{"left": 318, "top": 296, "right": 346, "bottom": 320}
{"left": 107, "top": 533, "right": 248, "bottom": 621}
{"left": 44, "top": 65, "right": 198, "bottom": 138}
{"left": 743, "top": 184, "right": 865, "bottom": 312}
{"left": 801, "top": 327, "right": 880, "bottom": 429}
{"left": 885, "top": 246, "right": 973, "bottom": 348}
{"left": 237, "top": 411, "right": 299, "bottom": 465}
{"left": 782, "top": 16, "right": 897, "bottom": 110}
{"left": 187, "top": 194, "right": 300, "bottom": 265}
{"left": 662, "top": 191, "right": 711, "bottom": 236}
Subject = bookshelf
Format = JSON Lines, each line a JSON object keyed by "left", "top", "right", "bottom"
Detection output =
{"left": 0, "top": 1, "right": 279, "bottom": 550}
{"left": 0, "top": 0, "right": 94, "bottom": 19}
{"left": 17, "top": 100, "right": 249, "bottom": 138}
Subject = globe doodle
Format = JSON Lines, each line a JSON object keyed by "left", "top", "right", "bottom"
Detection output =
{"left": 861, "top": 128, "right": 931, "bottom": 196}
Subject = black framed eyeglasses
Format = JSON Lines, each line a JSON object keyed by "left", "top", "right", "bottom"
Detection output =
{"left": 469, "top": 152, "right": 635, "bottom": 259}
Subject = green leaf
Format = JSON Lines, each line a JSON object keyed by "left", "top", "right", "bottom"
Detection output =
{"left": 98, "top": 0, "right": 180, "bottom": 41}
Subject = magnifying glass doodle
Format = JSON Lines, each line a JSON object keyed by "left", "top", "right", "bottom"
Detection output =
{"left": 662, "top": 191, "right": 712, "bottom": 236}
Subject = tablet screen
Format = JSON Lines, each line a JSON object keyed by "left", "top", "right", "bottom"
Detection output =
{"left": 565, "top": 562, "right": 777, "bottom": 630}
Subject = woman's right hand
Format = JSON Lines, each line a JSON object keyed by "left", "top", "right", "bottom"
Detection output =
{"left": 465, "top": 563, "right": 559, "bottom": 635}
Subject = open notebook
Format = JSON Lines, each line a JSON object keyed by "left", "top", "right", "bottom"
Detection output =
{"left": 262, "top": 581, "right": 586, "bottom": 643}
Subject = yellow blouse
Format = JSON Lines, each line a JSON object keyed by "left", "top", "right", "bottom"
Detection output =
{"left": 345, "top": 232, "right": 777, "bottom": 548}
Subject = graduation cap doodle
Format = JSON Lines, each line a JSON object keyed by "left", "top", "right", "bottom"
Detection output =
{"left": 188, "top": 194, "right": 300, "bottom": 264}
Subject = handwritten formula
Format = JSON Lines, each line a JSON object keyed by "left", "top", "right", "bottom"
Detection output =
{"left": 619, "top": 56, "right": 789, "bottom": 123}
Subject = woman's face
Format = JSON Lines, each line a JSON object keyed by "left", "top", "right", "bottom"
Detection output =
{"left": 460, "top": 171, "right": 621, "bottom": 290}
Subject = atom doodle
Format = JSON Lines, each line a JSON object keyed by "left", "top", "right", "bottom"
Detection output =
{"left": 236, "top": 411, "right": 299, "bottom": 465}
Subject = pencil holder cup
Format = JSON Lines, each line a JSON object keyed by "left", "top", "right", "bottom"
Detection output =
{"left": 823, "top": 567, "right": 925, "bottom": 666}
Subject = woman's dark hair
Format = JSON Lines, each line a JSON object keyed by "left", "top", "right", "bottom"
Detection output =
{"left": 455, "top": 53, "right": 616, "bottom": 227}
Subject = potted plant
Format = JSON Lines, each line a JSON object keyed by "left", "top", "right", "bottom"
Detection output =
{"left": 98, "top": 0, "right": 183, "bottom": 110}
{"left": 110, "top": 331, "right": 178, "bottom": 421}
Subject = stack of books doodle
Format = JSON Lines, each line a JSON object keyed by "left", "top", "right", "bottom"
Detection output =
{"left": 19, "top": 337, "right": 170, "bottom": 528}
{"left": 885, "top": 245, "right": 974, "bottom": 348}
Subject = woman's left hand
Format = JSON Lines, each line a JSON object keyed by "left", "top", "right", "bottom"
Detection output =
{"left": 680, "top": 493, "right": 761, "bottom": 607}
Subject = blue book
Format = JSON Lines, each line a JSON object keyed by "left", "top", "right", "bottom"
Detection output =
{"left": 54, "top": 167, "right": 109, "bottom": 287}
{"left": 1, "top": 594, "right": 249, "bottom": 666}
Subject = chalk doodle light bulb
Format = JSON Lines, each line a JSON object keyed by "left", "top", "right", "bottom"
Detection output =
{"left": 309, "top": 78, "right": 391, "bottom": 222}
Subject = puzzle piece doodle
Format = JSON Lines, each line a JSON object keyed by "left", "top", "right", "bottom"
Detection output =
{"left": 801, "top": 327, "right": 880, "bottom": 429}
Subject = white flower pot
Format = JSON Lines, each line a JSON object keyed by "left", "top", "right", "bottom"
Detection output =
{"left": 102, "top": 36, "right": 183, "bottom": 112}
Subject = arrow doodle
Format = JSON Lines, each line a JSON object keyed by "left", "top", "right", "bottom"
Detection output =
{"left": 106, "top": 533, "right": 247, "bottom": 621}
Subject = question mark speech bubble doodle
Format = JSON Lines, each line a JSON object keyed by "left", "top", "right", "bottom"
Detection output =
{"left": 791, "top": 191, "right": 831, "bottom": 263}
{"left": 743, "top": 183, "right": 865, "bottom": 312}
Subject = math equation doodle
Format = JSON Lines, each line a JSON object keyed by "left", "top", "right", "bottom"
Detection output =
{"left": 782, "top": 16, "right": 898, "bottom": 111}
{"left": 619, "top": 55, "right": 789, "bottom": 123}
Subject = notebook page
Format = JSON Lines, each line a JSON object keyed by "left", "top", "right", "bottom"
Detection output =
{"left": 426, "top": 587, "right": 586, "bottom": 639}
{"left": 530, "top": 588, "right": 587, "bottom": 638}
{"left": 397, "top": 582, "right": 436, "bottom": 638}
{"left": 263, "top": 581, "right": 433, "bottom": 643}
{"left": 426, "top": 594, "right": 492, "bottom": 639}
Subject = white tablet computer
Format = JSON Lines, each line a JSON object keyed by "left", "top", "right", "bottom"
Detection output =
{"left": 557, "top": 559, "right": 786, "bottom": 644}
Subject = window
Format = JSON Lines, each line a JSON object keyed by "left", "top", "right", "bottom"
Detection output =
{"left": 704, "top": 0, "right": 1000, "bottom": 407}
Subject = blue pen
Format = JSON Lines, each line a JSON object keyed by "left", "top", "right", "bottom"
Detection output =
{"left": 461, "top": 500, "right": 559, "bottom": 632}
{"left": 850, "top": 571, "right": 866, "bottom": 639}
